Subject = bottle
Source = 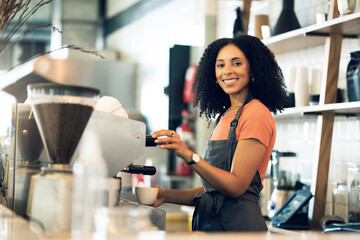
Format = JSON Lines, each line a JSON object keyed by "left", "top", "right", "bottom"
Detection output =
{"left": 332, "top": 181, "right": 348, "bottom": 222}
{"left": 71, "top": 130, "right": 108, "bottom": 239}
{"left": 347, "top": 165, "right": 360, "bottom": 223}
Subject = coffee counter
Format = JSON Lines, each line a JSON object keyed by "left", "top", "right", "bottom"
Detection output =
{"left": 0, "top": 204, "right": 358, "bottom": 240}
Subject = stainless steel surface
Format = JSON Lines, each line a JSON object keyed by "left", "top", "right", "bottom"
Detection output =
{"left": 72, "top": 110, "right": 145, "bottom": 177}
{"left": 13, "top": 168, "right": 40, "bottom": 217}
{"left": 1, "top": 55, "right": 137, "bottom": 107}
{"left": 6, "top": 104, "right": 46, "bottom": 217}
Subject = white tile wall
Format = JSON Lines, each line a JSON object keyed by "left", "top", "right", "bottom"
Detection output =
{"left": 255, "top": 0, "right": 360, "bottom": 216}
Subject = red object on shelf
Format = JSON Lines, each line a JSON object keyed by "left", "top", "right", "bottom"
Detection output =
{"left": 183, "top": 64, "right": 197, "bottom": 103}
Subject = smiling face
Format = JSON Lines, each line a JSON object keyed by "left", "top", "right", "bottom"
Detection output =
{"left": 215, "top": 44, "right": 251, "bottom": 100}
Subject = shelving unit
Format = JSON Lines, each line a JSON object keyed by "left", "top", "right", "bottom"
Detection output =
{"left": 274, "top": 101, "right": 360, "bottom": 120}
{"left": 263, "top": 0, "right": 360, "bottom": 228}
{"left": 264, "top": 11, "right": 360, "bottom": 54}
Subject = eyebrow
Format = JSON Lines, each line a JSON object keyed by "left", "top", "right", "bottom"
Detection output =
{"left": 216, "top": 57, "right": 243, "bottom": 62}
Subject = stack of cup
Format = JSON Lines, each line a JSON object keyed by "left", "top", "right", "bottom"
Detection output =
{"left": 254, "top": 15, "right": 270, "bottom": 40}
{"left": 285, "top": 67, "right": 297, "bottom": 108}
{"left": 294, "top": 66, "right": 310, "bottom": 107}
{"left": 309, "top": 69, "right": 322, "bottom": 106}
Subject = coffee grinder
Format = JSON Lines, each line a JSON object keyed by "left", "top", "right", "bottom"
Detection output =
{"left": 11, "top": 104, "right": 44, "bottom": 217}
{"left": 25, "top": 83, "right": 100, "bottom": 232}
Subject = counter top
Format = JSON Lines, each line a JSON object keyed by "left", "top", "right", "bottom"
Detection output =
{"left": 1, "top": 204, "right": 359, "bottom": 240}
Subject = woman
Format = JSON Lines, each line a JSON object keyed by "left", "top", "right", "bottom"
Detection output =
{"left": 151, "top": 35, "right": 287, "bottom": 231}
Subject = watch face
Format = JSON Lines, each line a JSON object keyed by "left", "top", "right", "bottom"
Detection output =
{"left": 193, "top": 153, "right": 200, "bottom": 162}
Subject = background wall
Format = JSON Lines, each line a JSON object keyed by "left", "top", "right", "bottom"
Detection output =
{"left": 105, "top": 0, "right": 360, "bottom": 214}
{"left": 1, "top": 0, "right": 359, "bottom": 215}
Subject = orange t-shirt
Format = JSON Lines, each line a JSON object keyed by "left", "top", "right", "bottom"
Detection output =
{"left": 210, "top": 99, "right": 276, "bottom": 188}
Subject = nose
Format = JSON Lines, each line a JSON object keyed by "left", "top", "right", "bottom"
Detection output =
{"left": 223, "top": 64, "right": 234, "bottom": 75}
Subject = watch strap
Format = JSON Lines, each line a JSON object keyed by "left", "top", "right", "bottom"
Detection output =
{"left": 186, "top": 153, "right": 199, "bottom": 166}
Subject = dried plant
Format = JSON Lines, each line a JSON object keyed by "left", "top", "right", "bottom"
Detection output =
{"left": 7, "top": 44, "right": 105, "bottom": 72}
{"left": 0, "top": 0, "right": 104, "bottom": 72}
{"left": 0, "top": 0, "right": 55, "bottom": 57}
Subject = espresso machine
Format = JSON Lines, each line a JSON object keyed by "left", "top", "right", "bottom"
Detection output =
{"left": 17, "top": 83, "right": 158, "bottom": 233}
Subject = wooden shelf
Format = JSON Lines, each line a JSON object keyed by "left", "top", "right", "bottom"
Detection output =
{"left": 274, "top": 101, "right": 360, "bottom": 119}
{"left": 263, "top": 12, "right": 360, "bottom": 54}
{"left": 264, "top": 1, "right": 360, "bottom": 228}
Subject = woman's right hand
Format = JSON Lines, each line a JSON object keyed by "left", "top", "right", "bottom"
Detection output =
{"left": 151, "top": 129, "right": 193, "bottom": 161}
{"left": 152, "top": 185, "right": 166, "bottom": 207}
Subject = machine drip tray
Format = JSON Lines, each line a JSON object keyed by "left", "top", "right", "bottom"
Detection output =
{"left": 119, "top": 199, "right": 166, "bottom": 231}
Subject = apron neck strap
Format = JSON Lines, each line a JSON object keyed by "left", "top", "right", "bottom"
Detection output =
{"left": 211, "top": 94, "right": 254, "bottom": 135}
{"left": 229, "top": 94, "right": 254, "bottom": 131}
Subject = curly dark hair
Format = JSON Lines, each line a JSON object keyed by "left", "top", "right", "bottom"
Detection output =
{"left": 192, "top": 35, "right": 287, "bottom": 122}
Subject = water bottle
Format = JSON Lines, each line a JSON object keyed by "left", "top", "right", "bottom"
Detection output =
{"left": 347, "top": 165, "right": 360, "bottom": 223}
{"left": 71, "top": 130, "right": 108, "bottom": 239}
{"left": 332, "top": 180, "right": 348, "bottom": 222}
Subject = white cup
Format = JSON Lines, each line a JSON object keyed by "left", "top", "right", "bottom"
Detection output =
{"left": 316, "top": 13, "right": 326, "bottom": 24}
{"left": 310, "top": 69, "right": 322, "bottom": 95}
{"left": 261, "top": 25, "right": 271, "bottom": 39}
{"left": 254, "top": 15, "right": 269, "bottom": 39}
{"left": 286, "top": 67, "right": 297, "bottom": 93}
{"left": 294, "top": 66, "right": 310, "bottom": 107}
{"left": 135, "top": 186, "right": 158, "bottom": 205}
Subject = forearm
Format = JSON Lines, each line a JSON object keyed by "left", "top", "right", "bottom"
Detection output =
{"left": 191, "top": 139, "right": 266, "bottom": 198}
{"left": 164, "top": 187, "right": 204, "bottom": 206}
{"left": 192, "top": 160, "right": 245, "bottom": 197}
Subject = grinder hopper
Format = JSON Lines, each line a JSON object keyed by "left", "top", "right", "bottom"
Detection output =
{"left": 26, "top": 83, "right": 100, "bottom": 167}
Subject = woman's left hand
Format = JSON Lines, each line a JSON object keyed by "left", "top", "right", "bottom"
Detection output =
{"left": 151, "top": 129, "right": 192, "bottom": 160}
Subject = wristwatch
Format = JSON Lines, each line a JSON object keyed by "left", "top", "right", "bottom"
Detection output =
{"left": 187, "top": 153, "right": 200, "bottom": 165}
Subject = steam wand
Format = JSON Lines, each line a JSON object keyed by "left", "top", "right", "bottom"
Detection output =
{"left": 121, "top": 164, "right": 156, "bottom": 175}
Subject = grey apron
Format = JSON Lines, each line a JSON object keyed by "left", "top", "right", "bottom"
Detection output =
{"left": 192, "top": 96, "right": 267, "bottom": 232}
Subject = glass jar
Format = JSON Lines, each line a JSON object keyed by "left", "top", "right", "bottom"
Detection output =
{"left": 95, "top": 206, "right": 157, "bottom": 238}
{"left": 347, "top": 164, "right": 360, "bottom": 223}
{"left": 333, "top": 180, "right": 348, "bottom": 222}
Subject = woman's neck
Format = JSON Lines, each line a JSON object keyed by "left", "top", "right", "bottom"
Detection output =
{"left": 224, "top": 92, "right": 250, "bottom": 116}
{"left": 230, "top": 92, "right": 248, "bottom": 107}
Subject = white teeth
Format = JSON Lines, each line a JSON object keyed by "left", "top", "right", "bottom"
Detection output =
{"left": 223, "top": 79, "right": 237, "bottom": 84}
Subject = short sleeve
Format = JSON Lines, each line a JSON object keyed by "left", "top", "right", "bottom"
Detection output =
{"left": 237, "top": 101, "right": 275, "bottom": 148}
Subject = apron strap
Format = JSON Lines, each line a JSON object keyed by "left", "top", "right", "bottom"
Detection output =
{"left": 227, "top": 94, "right": 254, "bottom": 141}
{"left": 210, "top": 109, "right": 226, "bottom": 136}
{"left": 225, "top": 94, "right": 254, "bottom": 171}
